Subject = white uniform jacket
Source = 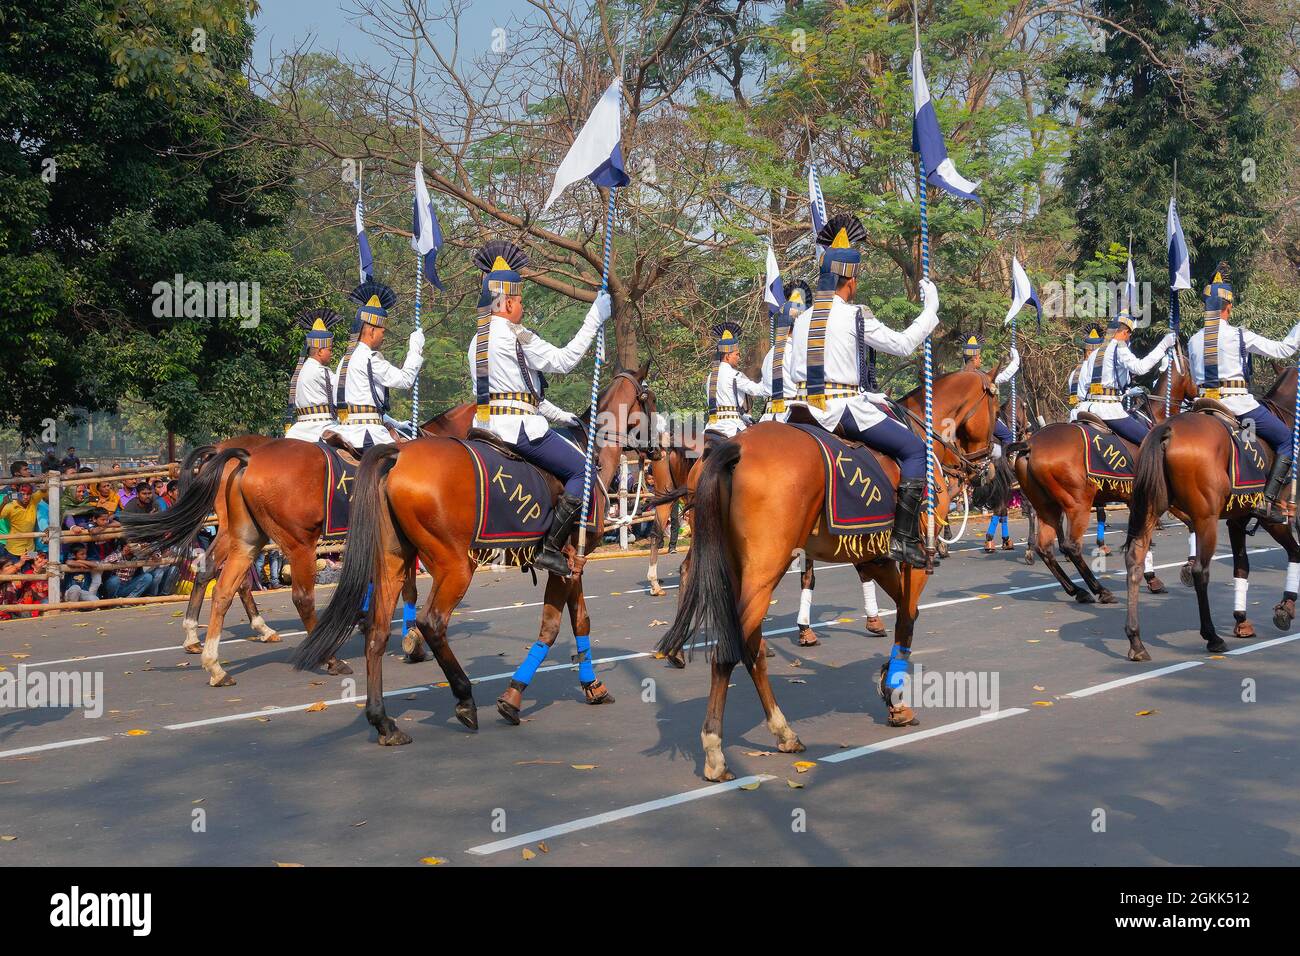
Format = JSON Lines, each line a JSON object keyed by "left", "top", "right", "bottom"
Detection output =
{"left": 466, "top": 303, "right": 602, "bottom": 445}
{"left": 1077, "top": 337, "right": 1172, "bottom": 421}
{"left": 705, "top": 361, "right": 765, "bottom": 439}
{"left": 285, "top": 357, "right": 337, "bottom": 443}
{"left": 334, "top": 339, "right": 422, "bottom": 447}
{"left": 1187, "top": 320, "right": 1300, "bottom": 416}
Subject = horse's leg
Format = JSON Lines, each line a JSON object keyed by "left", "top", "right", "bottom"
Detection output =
{"left": 858, "top": 563, "right": 887, "bottom": 636}
{"left": 201, "top": 536, "right": 262, "bottom": 688}
{"left": 236, "top": 580, "right": 280, "bottom": 643}
{"left": 870, "top": 561, "right": 922, "bottom": 726}
{"left": 667, "top": 499, "right": 681, "bottom": 553}
{"left": 1227, "top": 519, "right": 1255, "bottom": 639}
{"left": 664, "top": 547, "right": 692, "bottom": 669}
{"left": 496, "top": 572, "right": 571, "bottom": 725}
{"left": 1023, "top": 501, "right": 1037, "bottom": 565}
{"left": 1122, "top": 518, "right": 1154, "bottom": 662}
{"left": 701, "top": 657, "right": 739, "bottom": 781}
{"left": 1059, "top": 498, "right": 1115, "bottom": 604}
{"left": 400, "top": 562, "right": 430, "bottom": 664}
{"left": 415, "top": 555, "right": 478, "bottom": 730}
{"left": 1261, "top": 520, "right": 1300, "bottom": 630}
{"left": 364, "top": 550, "right": 411, "bottom": 746}
{"left": 796, "top": 554, "right": 818, "bottom": 647}
{"left": 1033, "top": 505, "right": 1086, "bottom": 600}
{"left": 562, "top": 575, "right": 615, "bottom": 705}
{"left": 182, "top": 538, "right": 221, "bottom": 653}
{"left": 1190, "top": 518, "right": 1227, "bottom": 653}
{"left": 1143, "top": 538, "right": 1167, "bottom": 593}
{"left": 1180, "top": 530, "right": 1197, "bottom": 587}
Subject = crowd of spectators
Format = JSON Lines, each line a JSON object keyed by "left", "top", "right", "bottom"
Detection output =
{"left": 0, "top": 447, "right": 181, "bottom": 619}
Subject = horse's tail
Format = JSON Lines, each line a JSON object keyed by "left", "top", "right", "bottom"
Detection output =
{"left": 657, "top": 442, "right": 745, "bottom": 665}
{"left": 971, "top": 453, "right": 1014, "bottom": 513}
{"left": 120, "top": 448, "right": 247, "bottom": 557}
{"left": 294, "top": 443, "right": 401, "bottom": 671}
{"left": 644, "top": 487, "right": 689, "bottom": 510}
{"left": 1125, "top": 421, "right": 1173, "bottom": 552}
{"left": 176, "top": 444, "right": 218, "bottom": 497}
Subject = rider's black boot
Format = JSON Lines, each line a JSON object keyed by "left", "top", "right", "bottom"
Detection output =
{"left": 1253, "top": 455, "right": 1293, "bottom": 524}
{"left": 889, "top": 478, "right": 929, "bottom": 568}
{"left": 534, "top": 493, "right": 584, "bottom": 577}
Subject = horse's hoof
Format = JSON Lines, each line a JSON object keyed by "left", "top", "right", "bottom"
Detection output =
{"left": 865, "top": 616, "right": 887, "bottom": 637}
{"left": 1234, "top": 618, "right": 1256, "bottom": 639}
{"left": 583, "top": 681, "right": 615, "bottom": 705}
{"left": 250, "top": 632, "right": 282, "bottom": 644}
{"left": 183, "top": 643, "right": 202, "bottom": 655}
{"left": 778, "top": 737, "right": 806, "bottom": 754}
{"left": 1205, "top": 635, "right": 1229, "bottom": 654}
{"left": 327, "top": 659, "right": 353, "bottom": 676}
{"left": 496, "top": 696, "right": 521, "bottom": 726}
{"left": 210, "top": 674, "right": 236, "bottom": 688}
{"left": 1127, "top": 646, "right": 1152, "bottom": 662}
{"left": 1146, "top": 576, "right": 1167, "bottom": 594}
{"left": 378, "top": 729, "right": 412, "bottom": 746}
{"left": 1273, "top": 602, "right": 1294, "bottom": 630}
{"left": 704, "top": 767, "right": 735, "bottom": 783}
{"left": 1024, "top": 550, "right": 1035, "bottom": 566}
{"left": 886, "top": 705, "right": 920, "bottom": 728}
{"left": 649, "top": 586, "right": 666, "bottom": 598}
{"left": 455, "top": 700, "right": 479, "bottom": 731}
{"left": 1180, "top": 563, "right": 1195, "bottom": 588}
{"left": 797, "top": 626, "right": 819, "bottom": 647}
{"left": 1074, "top": 591, "right": 1095, "bottom": 604}
{"left": 666, "top": 651, "right": 686, "bottom": 669}
{"left": 763, "top": 644, "right": 775, "bottom": 658}
{"left": 1098, "top": 590, "right": 1118, "bottom": 605}
{"left": 401, "top": 628, "right": 424, "bottom": 660}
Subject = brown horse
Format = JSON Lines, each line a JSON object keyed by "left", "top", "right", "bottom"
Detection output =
{"left": 645, "top": 430, "right": 703, "bottom": 596}
{"left": 291, "top": 366, "right": 655, "bottom": 745}
{"left": 1123, "top": 368, "right": 1300, "bottom": 659}
{"left": 123, "top": 403, "right": 478, "bottom": 685}
{"left": 1010, "top": 348, "right": 1198, "bottom": 601}
{"left": 656, "top": 373, "right": 1003, "bottom": 781}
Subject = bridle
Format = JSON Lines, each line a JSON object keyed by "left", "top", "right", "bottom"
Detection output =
{"left": 895, "top": 374, "right": 999, "bottom": 484}
{"left": 585, "top": 370, "right": 659, "bottom": 455}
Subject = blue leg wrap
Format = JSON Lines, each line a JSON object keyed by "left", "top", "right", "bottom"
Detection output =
{"left": 573, "top": 634, "right": 596, "bottom": 684}
{"left": 985, "top": 516, "right": 999, "bottom": 536}
{"left": 512, "top": 641, "right": 550, "bottom": 686}
{"left": 361, "top": 582, "right": 372, "bottom": 613}
{"left": 1096, "top": 515, "right": 1106, "bottom": 545}
{"left": 999, "top": 515, "right": 1009, "bottom": 537}
{"left": 886, "top": 644, "right": 911, "bottom": 691}
{"left": 403, "top": 601, "right": 418, "bottom": 632}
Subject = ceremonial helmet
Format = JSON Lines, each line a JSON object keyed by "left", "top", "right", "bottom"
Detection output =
{"left": 1203, "top": 262, "right": 1233, "bottom": 314}
{"left": 348, "top": 280, "right": 397, "bottom": 331}
{"left": 297, "top": 307, "right": 341, "bottom": 349}
{"left": 473, "top": 240, "right": 529, "bottom": 316}
{"left": 784, "top": 280, "right": 813, "bottom": 317}
{"left": 963, "top": 334, "right": 982, "bottom": 357}
{"left": 712, "top": 321, "right": 743, "bottom": 356}
{"left": 1110, "top": 305, "right": 1136, "bottom": 333}
{"left": 1080, "top": 323, "right": 1104, "bottom": 347}
{"left": 816, "top": 214, "right": 867, "bottom": 291}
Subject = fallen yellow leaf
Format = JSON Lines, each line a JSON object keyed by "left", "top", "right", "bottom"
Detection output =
{"left": 522, "top": 848, "right": 536, "bottom": 860}
{"left": 570, "top": 764, "right": 598, "bottom": 771}
{"left": 273, "top": 861, "right": 304, "bottom": 868}
{"left": 793, "top": 761, "right": 816, "bottom": 773}
{"left": 0, "top": 835, "right": 16, "bottom": 842}
{"left": 738, "top": 780, "right": 761, "bottom": 791}
{"left": 305, "top": 701, "right": 327, "bottom": 713}
{"left": 420, "top": 856, "right": 448, "bottom": 866}
{"left": 1032, "top": 701, "right": 1053, "bottom": 708}
{"left": 1135, "top": 709, "right": 1157, "bottom": 717}
{"left": 125, "top": 729, "right": 150, "bottom": 736}
{"left": 538, "top": 842, "right": 549, "bottom": 853}
{"left": 786, "top": 779, "right": 804, "bottom": 789}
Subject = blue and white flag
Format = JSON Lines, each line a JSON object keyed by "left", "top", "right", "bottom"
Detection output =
{"left": 1167, "top": 196, "right": 1191, "bottom": 291}
{"left": 355, "top": 198, "right": 374, "bottom": 283}
{"left": 808, "top": 164, "right": 827, "bottom": 241}
{"left": 1123, "top": 255, "right": 1138, "bottom": 315}
{"left": 910, "top": 47, "right": 980, "bottom": 202}
{"left": 543, "top": 78, "right": 630, "bottom": 213}
{"left": 764, "top": 243, "right": 785, "bottom": 316}
{"left": 1004, "top": 256, "right": 1041, "bottom": 327}
{"left": 411, "top": 162, "right": 444, "bottom": 290}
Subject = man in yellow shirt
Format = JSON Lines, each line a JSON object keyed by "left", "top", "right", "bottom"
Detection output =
{"left": 0, "top": 483, "right": 46, "bottom": 559}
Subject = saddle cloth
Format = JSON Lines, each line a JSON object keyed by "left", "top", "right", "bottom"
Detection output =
{"left": 318, "top": 441, "right": 359, "bottom": 537}
{"left": 1075, "top": 424, "right": 1135, "bottom": 492}
{"left": 1215, "top": 416, "right": 1268, "bottom": 509}
{"left": 787, "top": 423, "right": 896, "bottom": 557}
{"left": 462, "top": 440, "right": 558, "bottom": 549}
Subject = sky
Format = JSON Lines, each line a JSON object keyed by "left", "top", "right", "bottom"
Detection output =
{"left": 252, "top": 0, "right": 536, "bottom": 72}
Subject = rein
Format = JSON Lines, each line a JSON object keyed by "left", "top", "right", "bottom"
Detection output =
{"left": 897, "top": 378, "right": 997, "bottom": 482}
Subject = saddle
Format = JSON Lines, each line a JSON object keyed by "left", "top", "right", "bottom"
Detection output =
{"left": 1073, "top": 410, "right": 1113, "bottom": 433}
{"left": 1191, "top": 397, "right": 1241, "bottom": 430}
{"left": 465, "top": 427, "right": 526, "bottom": 461}
{"left": 319, "top": 431, "right": 362, "bottom": 467}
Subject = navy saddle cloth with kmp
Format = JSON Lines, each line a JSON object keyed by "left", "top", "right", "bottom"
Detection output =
{"left": 1075, "top": 423, "right": 1135, "bottom": 492}
{"left": 318, "top": 441, "right": 358, "bottom": 537}
{"left": 787, "top": 423, "right": 896, "bottom": 545}
{"left": 461, "top": 439, "right": 559, "bottom": 550}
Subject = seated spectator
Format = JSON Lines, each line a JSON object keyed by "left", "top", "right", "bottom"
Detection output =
{"left": 83, "top": 508, "right": 120, "bottom": 562}
{"left": 100, "top": 543, "right": 153, "bottom": 600}
{"left": 151, "top": 479, "right": 171, "bottom": 510}
{"left": 124, "top": 482, "right": 160, "bottom": 515}
{"left": 116, "top": 480, "right": 136, "bottom": 509}
{"left": 60, "top": 447, "right": 81, "bottom": 471}
{"left": 164, "top": 480, "right": 178, "bottom": 507}
{"left": 0, "top": 553, "right": 47, "bottom": 618}
{"left": 1, "top": 483, "right": 46, "bottom": 561}
{"left": 62, "top": 543, "right": 100, "bottom": 603}
{"left": 255, "top": 548, "right": 284, "bottom": 588}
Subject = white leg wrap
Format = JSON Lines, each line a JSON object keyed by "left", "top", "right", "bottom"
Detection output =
{"left": 863, "top": 581, "right": 879, "bottom": 617}
{"left": 1235, "top": 576, "right": 1249, "bottom": 613}
{"left": 1287, "top": 562, "right": 1300, "bottom": 596}
{"left": 798, "top": 588, "right": 813, "bottom": 627}
{"left": 1144, "top": 550, "right": 1154, "bottom": 573}
{"left": 1188, "top": 531, "right": 1197, "bottom": 558}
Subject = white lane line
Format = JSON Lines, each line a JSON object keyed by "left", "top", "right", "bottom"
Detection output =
{"left": 1227, "top": 633, "right": 1300, "bottom": 655}
{"left": 0, "top": 736, "right": 111, "bottom": 759}
{"left": 1061, "top": 661, "right": 1204, "bottom": 699}
{"left": 819, "top": 708, "right": 1029, "bottom": 763}
{"left": 464, "top": 774, "right": 779, "bottom": 856}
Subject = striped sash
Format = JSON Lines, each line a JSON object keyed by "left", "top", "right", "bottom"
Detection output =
{"left": 474, "top": 310, "right": 492, "bottom": 422}
{"left": 1203, "top": 313, "right": 1221, "bottom": 391}
{"left": 771, "top": 328, "right": 789, "bottom": 413}
{"left": 805, "top": 290, "right": 835, "bottom": 409}
{"left": 707, "top": 363, "right": 720, "bottom": 423}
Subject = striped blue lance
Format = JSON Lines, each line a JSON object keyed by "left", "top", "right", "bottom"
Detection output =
{"left": 578, "top": 188, "right": 618, "bottom": 555}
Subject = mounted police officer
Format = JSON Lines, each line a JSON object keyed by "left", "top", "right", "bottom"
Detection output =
{"left": 1187, "top": 263, "right": 1300, "bottom": 522}
{"left": 760, "top": 280, "right": 810, "bottom": 420}
{"left": 961, "top": 334, "right": 1019, "bottom": 451}
{"left": 785, "top": 213, "right": 940, "bottom": 568}
{"left": 1075, "top": 308, "right": 1175, "bottom": 445}
{"left": 1069, "top": 324, "right": 1105, "bottom": 421}
{"left": 703, "top": 322, "right": 764, "bottom": 444}
{"left": 466, "top": 239, "right": 611, "bottom": 577}
{"left": 332, "top": 280, "right": 425, "bottom": 448}
{"left": 285, "top": 308, "right": 342, "bottom": 443}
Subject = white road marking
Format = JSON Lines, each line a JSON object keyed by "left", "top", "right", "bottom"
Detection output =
{"left": 464, "top": 774, "right": 779, "bottom": 856}
{"left": 1226, "top": 633, "right": 1300, "bottom": 655}
{"left": 819, "top": 708, "right": 1029, "bottom": 763}
{"left": 1061, "top": 662, "right": 1204, "bottom": 699}
{"left": 0, "top": 736, "right": 111, "bottom": 760}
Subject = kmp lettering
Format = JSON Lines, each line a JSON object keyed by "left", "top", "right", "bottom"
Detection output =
{"left": 49, "top": 886, "right": 151, "bottom": 936}
{"left": 834, "top": 451, "right": 883, "bottom": 505}
{"left": 1093, "top": 434, "right": 1127, "bottom": 469}
{"left": 509, "top": 482, "right": 542, "bottom": 522}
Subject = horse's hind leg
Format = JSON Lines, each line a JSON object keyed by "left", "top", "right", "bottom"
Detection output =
{"left": 1190, "top": 518, "right": 1227, "bottom": 653}
{"left": 401, "top": 563, "right": 430, "bottom": 664}
{"left": 796, "top": 555, "right": 818, "bottom": 647}
{"left": 1059, "top": 500, "right": 1116, "bottom": 604}
{"left": 182, "top": 538, "right": 220, "bottom": 653}
{"left": 202, "top": 536, "right": 262, "bottom": 687}
{"left": 1227, "top": 519, "right": 1255, "bottom": 639}
{"left": 739, "top": 573, "right": 802, "bottom": 754}
{"left": 1261, "top": 520, "right": 1300, "bottom": 630}
{"left": 702, "top": 658, "right": 739, "bottom": 781}
{"left": 237, "top": 580, "right": 280, "bottom": 643}
{"left": 858, "top": 562, "right": 887, "bottom": 637}
{"left": 1123, "top": 522, "right": 1154, "bottom": 662}
{"left": 497, "top": 572, "right": 570, "bottom": 725}
{"left": 415, "top": 556, "right": 477, "bottom": 730}
{"left": 1033, "top": 507, "right": 1086, "bottom": 601}
{"left": 870, "top": 561, "right": 922, "bottom": 726}
{"left": 365, "top": 551, "right": 410, "bottom": 746}
{"left": 565, "top": 576, "right": 614, "bottom": 706}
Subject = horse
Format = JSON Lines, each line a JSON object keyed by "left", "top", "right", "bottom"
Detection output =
{"left": 655, "top": 374, "right": 996, "bottom": 782}
{"left": 291, "top": 365, "right": 656, "bottom": 745}
{"left": 122, "top": 403, "right": 478, "bottom": 685}
{"left": 645, "top": 430, "right": 702, "bottom": 596}
{"left": 1009, "top": 347, "right": 1198, "bottom": 602}
{"left": 1122, "top": 367, "right": 1300, "bottom": 660}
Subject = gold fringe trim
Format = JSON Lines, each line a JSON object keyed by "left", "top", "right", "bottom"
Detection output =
{"left": 832, "top": 530, "right": 892, "bottom": 561}
{"left": 1086, "top": 476, "right": 1133, "bottom": 494}
{"left": 470, "top": 545, "right": 539, "bottom": 569}
{"left": 1227, "top": 492, "right": 1264, "bottom": 514}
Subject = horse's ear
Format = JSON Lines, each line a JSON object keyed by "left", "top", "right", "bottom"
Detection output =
{"left": 636, "top": 356, "right": 651, "bottom": 382}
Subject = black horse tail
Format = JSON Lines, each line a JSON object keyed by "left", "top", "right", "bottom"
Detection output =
{"left": 971, "top": 452, "right": 1014, "bottom": 513}
{"left": 643, "top": 487, "right": 689, "bottom": 510}
{"left": 294, "top": 443, "right": 402, "bottom": 671}
{"left": 177, "top": 444, "right": 219, "bottom": 498}
{"left": 657, "top": 442, "right": 745, "bottom": 665}
{"left": 1125, "top": 421, "right": 1172, "bottom": 552}
{"left": 120, "top": 448, "right": 247, "bottom": 558}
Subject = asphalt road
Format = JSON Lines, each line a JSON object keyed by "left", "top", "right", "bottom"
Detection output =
{"left": 1, "top": 518, "right": 1297, "bottom": 866}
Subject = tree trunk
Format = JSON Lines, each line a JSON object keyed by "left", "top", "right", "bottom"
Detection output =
{"left": 614, "top": 302, "right": 640, "bottom": 371}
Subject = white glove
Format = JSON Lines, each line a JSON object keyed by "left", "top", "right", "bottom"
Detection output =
{"left": 919, "top": 278, "right": 939, "bottom": 317}
{"left": 1158, "top": 332, "right": 1176, "bottom": 352}
{"left": 408, "top": 327, "right": 425, "bottom": 354}
{"left": 591, "top": 291, "right": 613, "bottom": 325}
{"left": 1008, "top": 347, "right": 1019, "bottom": 364}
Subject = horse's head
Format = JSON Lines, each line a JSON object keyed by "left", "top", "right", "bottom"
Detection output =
{"left": 594, "top": 357, "right": 657, "bottom": 457}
